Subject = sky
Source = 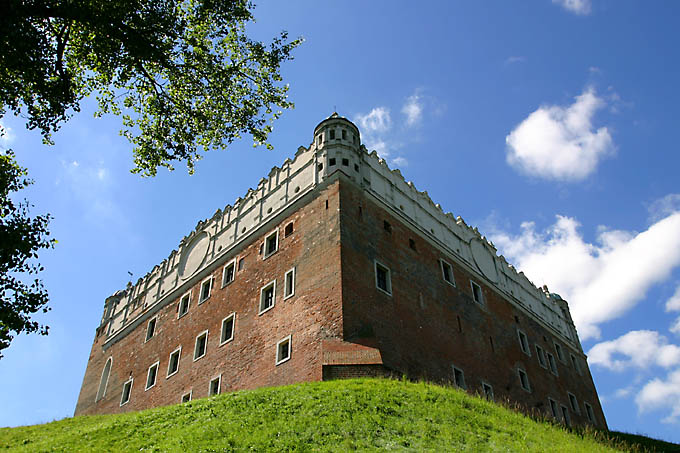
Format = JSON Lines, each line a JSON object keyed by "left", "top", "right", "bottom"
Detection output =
{"left": 1, "top": 0, "right": 680, "bottom": 444}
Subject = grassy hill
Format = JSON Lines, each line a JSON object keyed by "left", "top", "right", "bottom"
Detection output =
{"left": 1, "top": 378, "right": 678, "bottom": 452}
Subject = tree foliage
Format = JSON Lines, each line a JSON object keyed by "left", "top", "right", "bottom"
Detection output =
{"left": 1, "top": 0, "right": 301, "bottom": 175}
{"left": 0, "top": 150, "right": 55, "bottom": 358}
{"left": 0, "top": 0, "right": 300, "bottom": 355}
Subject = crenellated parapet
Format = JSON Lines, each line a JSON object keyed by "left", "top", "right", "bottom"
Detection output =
{"left": 99, "top": 113, "right": 581, "bottom": 353}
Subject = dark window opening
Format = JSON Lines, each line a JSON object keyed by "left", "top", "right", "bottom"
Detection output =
{"left": 375, "top": 263, "right": 391, "bottom": 295}
{"left": 209, "top": 377, "right": 220, "bottom": 396}
{"left": 330, "top": 129, "right": 335, "bottom": 140}
{"left": 325, "top": 199, "right": 329, "bottom": 210}
{"left": 457, "top": 315, "right": 462, "bottom": 333}
{"left": 146, "top": 364, "right": 158, "bottom": 390}
{"left": 194, "top": 333, "right": 207, "bottom": 360}
{"left": 354, "top": 163, "right": 360, "bottom": 172}
{"left": 383, "top": 220, "right": 392, "bottom": 233}
{"left": 181, "top": 393, "right": 191, "bottom": 403}
{"left": 265, "top": 233, "right": 278, "bottom": 257}
{"left": 318, "top": 163, "right": 323, "bottom": 171}
{"left": 471, "top": 281, "right": 483, "bottom": 304}
{"left": 145, "top": 318, "right": 156, "bottom": 342}
{"left": 409, "top": 238, "right": 416, "bottom": 251}
{"left": 453, "top": 367, "right": 465, "bottom": 389}
{"left": 329, "top": 157, "right": 336, "bottom": 166}
{"left": 284, "top": 222, "right": 294, "bottom": 237}
{"left": 221, "top": 316, "right": 234, "bottom": 343}
{"left": 342, "top": 158, "right": 349, "bottom": 166}
{"left": 178, "top": 294, "right": 190, "bottom": 317}
{"left": 238, "top": 257, "right": 245, "bottom": 271}
{"left": 120, "top": 380, "right": 132, "bottom": 405}
{"left": 168, "top": 350, "right": 180, "bottom": 376}
{"left": 260, "top": 284, "right": 275, "bottom": 312}
{"left": 278, "top": 341, "right": 290, "bottom": 362}
{"left": 223, "top": 263, "right": 235, "bottom": 286}
{"left": 342, "top": 129, "right": 347, "bottom": 140}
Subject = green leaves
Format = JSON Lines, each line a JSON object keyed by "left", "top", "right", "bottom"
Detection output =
{"left": 1, "top": 0, "right": 301, "bottom": 176}
{"left": 0, "top": 0, "right": 299, "bottom": 355}
{"left": 0, "top": 150, "right": 55, "bottom": 357}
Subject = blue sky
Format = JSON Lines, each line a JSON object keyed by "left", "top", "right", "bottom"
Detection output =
{"left": 1, "top": 0, "right": 680, "bottom": 444}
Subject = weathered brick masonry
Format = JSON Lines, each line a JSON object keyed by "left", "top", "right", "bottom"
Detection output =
{"left": 76, "top": 114, "right": 607, "bottom": 429}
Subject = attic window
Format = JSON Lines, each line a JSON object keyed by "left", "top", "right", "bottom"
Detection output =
{"left": 342, "top": 129, "right": 347, "bottom": 140}
{"left": 330, "top": 129, "right": 335, "bottom": 140}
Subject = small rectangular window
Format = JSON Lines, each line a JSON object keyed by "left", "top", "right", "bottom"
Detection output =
{"left": 284, "top": 222, "right": 294, "bottom": 237}
{"left": 220, "top": 313, "right": 235, "bottom": 345}
{"left": 194, "top": 330, "right": 208, "bottom": 361}
{"left": 238, "top": 257, "right": 245, "bottom": 271}
{"left": 329, "top": 157, "right": 336, "bottom": 166}
{"left": 181, "top": 391, "right": 192, "bottom": 403}
{"left": 517, "top": 330, "right": 531, "bottom": 356}
{"left": 259, "top": 280, "right": 276, "bottom": 314}
{"left": 409, "top": 238, "right": 416, "bottom": 251}
{"left": 199, "top": 277, "right": 212, "bottom": 304}
{"left": 330, "top": 129, "right": 335, "bottom": 140}
{"left": 536, "top": 345, "right": 547, "bottom": 368}
{"left": 383, "top": 220, "right": 392, "bottom": 233}
{"left": 555, "top": 342, "right": 565, "bottom": 362}
{"left": 178, "top": 291, "right": 191, "bottom": 318}
{"left": 441, "top": 260, "right": 455, "bottom": 286}
{"left": 342, "top": 158, "right": 349, "bottom": 166}
{"left": 284, "top": 268, "right": 296, "bottom": 299}
{"left": 264, "top": 230, "right": 279, "bottom": 259}
{"left": 584, "top": 402, "right": 596, "bottom": 424}
{"left": 167, "top": 346, "right": 181, "bottom": 378}
{"left": 145, "top": 362, "right": 159, "bottom": 391}
{"left": 342, "top": 129, "right": 347, "bottom": 140}
{"left": 548, "top": 398, "right": 559, "bottom": 419}
{"left": 570, "top": 354, "right": 582, "bottom": 375}
{"left": 518, "top": 369, "right": 531, "bottom": 392}
{"left": 452, "top": 365, "right": 466, "bottom": 389}
{"left": 471, "top": 281, "right": 484, "bottom": 304}
{"left": 482, "top": 382, "right": 494, "bottom": 401}
{"left": 209, "top": 375, "right": 221, "bottom": 396}
{"left": 547, "top": 352, "right": 558, "bottom": 376}
{"left": 561, "top": 405, "right": 571, "bottom": 426}
{"left": 222, "top": 260, "right": 236, "bottom": 287}
{"left": 145, "top": 317, "right": 157, "bottom": 342}
{"left": 120, "top": 379, "right": 133, "bottom": 406}
{"left": 317, "top": 135, "right": 322, "bottom": 145}
{"left": 568, "top": 392, "right": 580, "bottom": 414}
{"left": 374, "top": 261, "right": 392, "bottom": 296}
{"left": 276, "top": 335, "right": 292, "bottom": 365}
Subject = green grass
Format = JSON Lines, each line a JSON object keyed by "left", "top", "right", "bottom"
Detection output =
{"left": 0, "top": 378, "right": 677, "bottom": 452}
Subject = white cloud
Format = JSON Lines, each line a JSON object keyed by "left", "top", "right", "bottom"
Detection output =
{"left": 402, "top": 94, "right": 423, "bottom": 127}
{"left": 0, "top": 120, "right": 15, "bottom": 145}
{"left": 666, "top": 286, "right": 680, "bottom": 312}
{"left": 552, "top": 0, "right": 591, "bottom": 15}
{"left": 671, "top": 317, "right": 680, "bottom": 335}
{"left": 491, "top": 209, "right": 680, "bottom": 339}
{"left": 649, "top": 194, "right": 680, "bottom": 223}
{"left": 588, "top": 330, "right": 680, "bottom": 371}
{"left": 506, "top": 56, "right": 527, "bottom": 65}
{"left": 505, "top": 88, "right": 614, "bottom": 181}
{"left": 615, "top": 386, "right": 633, "bottom": 399}
{"left": 636, "top": 368, "right": 680, "bottom": 423}
{"left": 355, "top": 107, "right": 391, "bottom": 134}
{"left": 391, "top": 156, "right": 408, "bottom": 167}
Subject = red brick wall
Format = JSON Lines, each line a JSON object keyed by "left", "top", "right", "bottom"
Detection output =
{"left": 75, "top": 181, "right": 344, "bottom": 415}
{"left": 338, "top": 179, "right": 607, "bottom": 429}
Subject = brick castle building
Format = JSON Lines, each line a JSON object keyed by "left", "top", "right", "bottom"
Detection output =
{"left": 75, "top": 114, "right": 606, "bottom": 428}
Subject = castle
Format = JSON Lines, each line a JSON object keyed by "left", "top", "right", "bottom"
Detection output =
{"left": 75, "top": 114, "right": 606, "bottom": 429}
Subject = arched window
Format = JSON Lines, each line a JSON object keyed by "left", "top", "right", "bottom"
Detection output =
{"left": 96, "top": 357, "right": 112, "bottom": 402}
